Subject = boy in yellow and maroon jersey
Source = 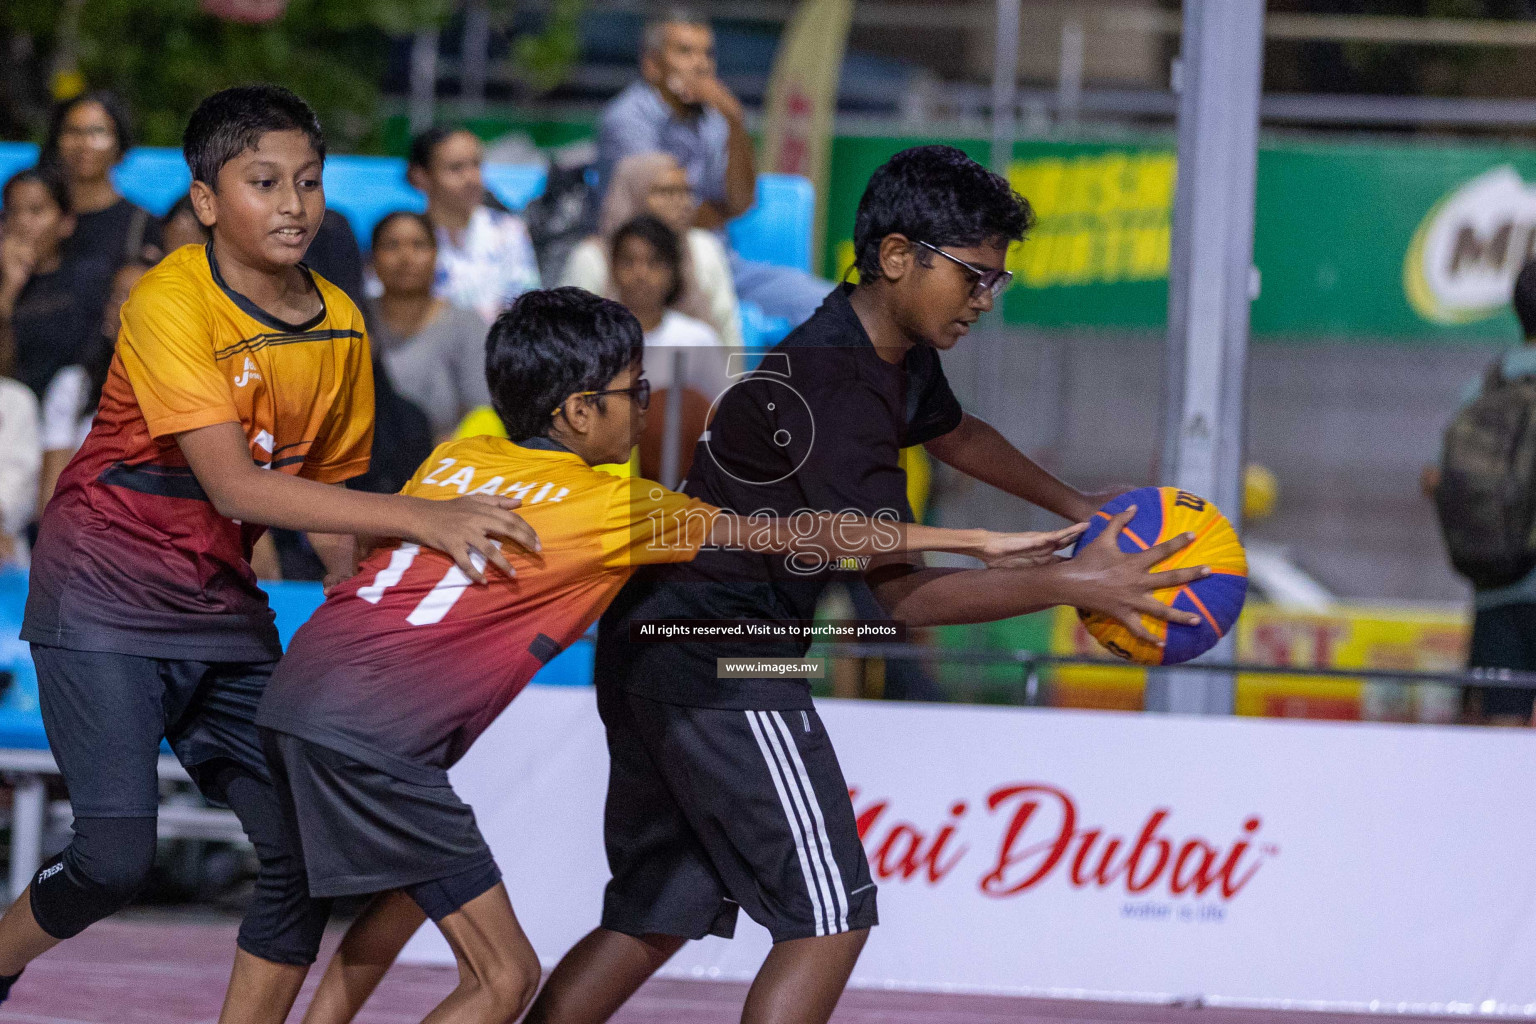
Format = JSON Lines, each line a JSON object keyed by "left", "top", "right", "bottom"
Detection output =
{"left": 0, "top": 86, "right": 535, "bottom": 1023}
{"left": 251, "top": 288, "right": 1078, "bottom": 1024}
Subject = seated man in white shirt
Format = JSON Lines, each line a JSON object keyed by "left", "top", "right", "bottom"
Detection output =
{"left": 407, "top": 127, "right": 542, "bottom": 324}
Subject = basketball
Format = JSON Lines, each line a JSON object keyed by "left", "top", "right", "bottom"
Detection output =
{"left": 1072, "top": 486, "right": 1249, "bottom": 665}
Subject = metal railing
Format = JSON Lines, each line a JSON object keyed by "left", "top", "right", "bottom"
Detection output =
{"left": 817, "top": 641, "right": 1536, "bottom": 714}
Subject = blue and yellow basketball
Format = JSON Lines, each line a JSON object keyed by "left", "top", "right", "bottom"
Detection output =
{"left": 1072, "top": 486, "right": 1248, "bottom": 665}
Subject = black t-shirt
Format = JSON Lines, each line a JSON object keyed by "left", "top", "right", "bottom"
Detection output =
{"left": 10, "top": 255, "right": 114, "bottom": 399}
{"left": 595, "top": 284, "right": 964, "bottom": 709}
{"left": 65, "top": 197, "right": 163, "bottom": 270}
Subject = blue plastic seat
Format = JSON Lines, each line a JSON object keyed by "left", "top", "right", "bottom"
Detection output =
{"left": 0, "top": 570, "right": 45, "bottom": 750}
{"left": 727, "top": 173, "right": 816, "bottom": 275}
{"left": 0, "top": 143, "right": 40, "bottom": 195}
{"left": 112, "top": 148, "right": 192, "bottom": 216}
{"left": 482, "top": 164, "right": 548, "bottom": 215}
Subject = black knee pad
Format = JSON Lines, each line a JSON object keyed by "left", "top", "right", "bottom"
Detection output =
{"left": 30, "top": 816, "right": 156, "bottom": 940}
{"left": 218, "top": 766, "right": 332, "bottom": 966}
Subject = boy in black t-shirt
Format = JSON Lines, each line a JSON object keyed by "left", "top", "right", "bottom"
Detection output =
{"left": 511, "top": 146, "right": 1211, "bottom": 1024}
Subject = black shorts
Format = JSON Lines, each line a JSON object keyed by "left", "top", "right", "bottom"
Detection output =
{"left": 261, "top": 730, "right": 500, "bottom": 921}
{"left": 32, "top": 645, "right": 274, "bottom": 814}
{"left": 598, "top": 684, "right": 877, "bottom": 944}
{"left": 1466, "top": 602, "right": 1536, "bottom": 718}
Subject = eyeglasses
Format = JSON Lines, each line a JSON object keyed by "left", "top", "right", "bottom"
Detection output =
{"left": 553, "top": 378, "right": 652, "bottom": 417}
{"left": 915, "top": 240, "right": 1012, "bottom": 300}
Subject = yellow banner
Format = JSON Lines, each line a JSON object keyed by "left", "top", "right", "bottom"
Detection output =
{"left": 1007, "top": 151, "right": 1175, "bottom": 289}
{"left": 760, "top": 0, "right": 854, "bottom": 265}
{"left": 1049, "top": 603, "right": 1469, "bottom": 722}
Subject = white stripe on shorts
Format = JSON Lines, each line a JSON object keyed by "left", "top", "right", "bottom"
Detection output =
{"left": 757, "top": 710, "right": 843, "bottom": 934}
{"left": 746, "top": 710, "right": 831, "bottom": 936}
{"left": 766, "top": 710, "right": 850, "bottom": 933}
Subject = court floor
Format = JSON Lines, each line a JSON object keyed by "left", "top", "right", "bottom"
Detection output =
{"left": 0, "top": 913, "right": 1453, "bottom": 1024}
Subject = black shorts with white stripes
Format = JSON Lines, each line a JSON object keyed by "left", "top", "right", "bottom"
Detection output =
{"left": 596, "top": 684, "right": 878, "bottom": 944}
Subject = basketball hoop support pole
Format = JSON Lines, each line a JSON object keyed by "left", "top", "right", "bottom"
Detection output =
{"left": 1149, "top": 0, "right": 1265, "bottom": 716}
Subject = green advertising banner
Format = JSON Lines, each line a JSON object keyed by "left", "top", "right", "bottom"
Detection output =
{"left": 822, "top": 134, "right": 1536, "bottom": 341}
{"left": 391, "top": 112, "right": 1536, "bottom": 340}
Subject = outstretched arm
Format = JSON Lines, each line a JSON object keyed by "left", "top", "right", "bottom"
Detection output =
{"left": 709, "top": 509, "right": 1085, "bottom": 567}
{"left": 177, "top": 421, "right": 539, "bottom": 584}
{"left": 868, "top": 507, "right": 1208, "bottom": 646}
{"left": 925, "top": 412, "right": 1108, "bottom": 523}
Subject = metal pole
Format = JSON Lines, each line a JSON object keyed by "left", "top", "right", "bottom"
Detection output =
{"left": 462, "top": 0, "right": 490, "bottom": 113}
{"left": 1056, "top": 16, "right": 1085, "bottom": 129}
{"left": 1148, "top": 0, "right": 1265, "bottom": 716}
{"left": 9, "top": 775, "right": 45, "bottom": 899}
{"left": 659, "top": 351, "right": 688, "bottom": 489}
{"left": 409, "top": 29, "right": 441, "bottom": 135}
{"left": 990, "top": 0, "right": 1021, "bottom": 174}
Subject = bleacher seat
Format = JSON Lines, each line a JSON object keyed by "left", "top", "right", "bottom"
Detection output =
{"left": 0, "top": 144, "right": 39, "bottom": 195}
{"left": 112, "top": 148, "right": 192, "bottom": 215}
{"left": 0, "top": 570, "right": 44, "bottom": 750}
{"left": 727, "top": 173, "right": 817, "bottom": 276}
{"left": 482, "top": 163, "right": 549, "bottom": 216}
{"left": 0, "top": 143, "right": 548, "bottom": 253}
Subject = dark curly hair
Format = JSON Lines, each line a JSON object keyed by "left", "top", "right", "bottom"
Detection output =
{"left": 183, "top": 85, "right": 325, "bottom": 187}
{"left": 2, "top": 164, "right": 71, "bottom": 215}
{"left": 370, "top": 210, "right": 436, "bottom": 253}
{"left": 611, "top": 214, "right": 684, "bottom": 307}
{"left": 486, "top": 287, "right": 644, "bottom": 441}
{"left": 852, "top": 145, "right": 1034, "bottom": 282}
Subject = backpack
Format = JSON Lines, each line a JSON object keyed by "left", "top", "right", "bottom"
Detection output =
{"left": 1436, "top": 357, "right": 1536, "bottom": 588}
{"left": 524, "top": 159, "right": 598, "bottom": 286}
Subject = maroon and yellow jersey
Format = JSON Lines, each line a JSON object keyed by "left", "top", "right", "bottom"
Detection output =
{"left": 256, "top": 435, "right": 717, "bottom": 781}
{"left": 23, "top": 243, "right": 374, "bottom": 660}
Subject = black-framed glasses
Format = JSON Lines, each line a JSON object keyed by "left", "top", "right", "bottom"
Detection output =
{"left": 553, "top": 378, "right": 652, "bottom": 417}
{"left": 916, "top": 240, "right": 1013, "bottom": 300}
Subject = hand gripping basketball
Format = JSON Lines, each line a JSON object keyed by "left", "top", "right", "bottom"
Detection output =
{"left": 1070, "top": 487, "right": 1250, "bottom": 665}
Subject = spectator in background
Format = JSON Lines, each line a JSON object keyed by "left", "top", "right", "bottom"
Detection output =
{"left": 407, "top": 127, "right": 540, "bottom": 323}
{"left": 0, "top": 166, "right": 112, "bottom": 399}
{"left": 561, "top": 151, "right": 742, "bottom": 348}
{"left": 0, "top": 331, "right": 39, "bottom": 567}
{"left": 609, "top": 213, "right": 730, "bottom": 481}
{"left": 38, "top": 259, "right": 149, "bottom": 510}
{"left": 304, "top": 208, "right": 365, "bottom": 308}
{"left": 1427, "top": 261, "right": 1536, "bottom": 725}
{"left": 364, "top": 211, "right": 490, "bottom": 440}
{"left": 161, "top": 193, "right": 209, "bottom": 252}
{"left": 41, "top": 90, "right": 162, "bottom": 271}
{"left": 598, "top": 5, "right": 830, "bottom": 326}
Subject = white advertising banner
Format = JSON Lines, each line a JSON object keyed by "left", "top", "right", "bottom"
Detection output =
{"left": 401, "top": 685, "right": 1536, "bottom": 1013}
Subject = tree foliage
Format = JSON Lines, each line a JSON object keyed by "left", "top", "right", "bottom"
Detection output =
{"left": 3, "top": 0, "right": 455, "bottom": 150}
